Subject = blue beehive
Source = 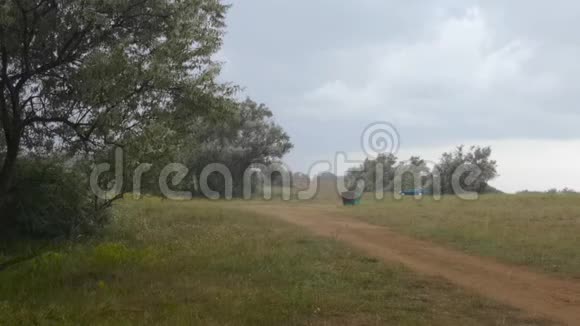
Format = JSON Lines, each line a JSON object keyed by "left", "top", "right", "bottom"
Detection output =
{"left": 341, "top": 191, "right": 362, "bottom": 206}
{"left": 400, "top": 189, "right": 425, "bottom": 196}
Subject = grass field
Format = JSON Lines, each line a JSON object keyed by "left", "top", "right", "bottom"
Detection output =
{"left": 0, "top": 198, "right": 549, "bottom": 325}
{"left": 342, "top": 194, "right": 580, "bottom": 278}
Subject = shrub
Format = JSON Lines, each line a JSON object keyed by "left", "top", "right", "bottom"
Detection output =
{"left": 1, "top": 158, "right": 110, "bottom": 239}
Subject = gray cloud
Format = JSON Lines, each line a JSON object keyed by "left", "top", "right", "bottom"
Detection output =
{"left": 219, "top": 1, "right": 580, "bottom": 176}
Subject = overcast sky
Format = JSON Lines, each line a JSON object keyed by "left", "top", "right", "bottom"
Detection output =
{"left": 218, "top": 0, "right": 580, "bottom": 193}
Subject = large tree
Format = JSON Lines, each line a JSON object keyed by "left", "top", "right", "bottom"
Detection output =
{"left": 116, "top": 97, "right": 293, "bottom": 198}
{"left": 186, "top": 98, "right": 294, "bottom": 197}
{"left": 0, "top": 0, "right": 228, "bottom": 198}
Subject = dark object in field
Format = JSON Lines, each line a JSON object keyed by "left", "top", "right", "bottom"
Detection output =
{"left": 341, "top": 192, "right": 362, "bottom": 206}
{"left": 400, "top": 189, "right": 425, "bottom": 196}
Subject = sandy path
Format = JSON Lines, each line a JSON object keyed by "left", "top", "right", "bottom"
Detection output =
{"left": 245, "top": 204, "right": 580, "bottom": 325}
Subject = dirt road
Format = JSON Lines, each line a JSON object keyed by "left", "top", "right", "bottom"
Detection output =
{"left": 245, "top": 204, "right": 580, "bottom": 325}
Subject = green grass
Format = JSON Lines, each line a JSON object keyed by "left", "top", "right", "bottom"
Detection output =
{"left": 0, "top": 198, "right": 549, "bottom": 325}
{"left": 343, "top": 194, "right": 580, "bottom": 278}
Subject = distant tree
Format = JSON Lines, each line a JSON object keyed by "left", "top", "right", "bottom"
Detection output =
{"left": 185, "top": 98, "right": 293, "bottom": 197}
{"left": 560, "top": 187, "right": 577, "bottom": 194}
{"left": 481, "top": 184, "right": 503, "bottom": 194}
{"left": 345, "top": 146, "right": 498, "bottom": 196}
{"left": 438, "top": 146, "right": 498, "bottom": 195}
{"left": 397, "top": 156, "right": 430, "bottom": 192}
{"left": 539, "top": 188, "right": 577, "bottom": 195}
{"left": 346, "top": 153, "right": 398, "bottom": 192}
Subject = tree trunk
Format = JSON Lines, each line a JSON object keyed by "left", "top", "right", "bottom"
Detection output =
{"left": 0, "top": 134, "right": 20, "bottom": 198}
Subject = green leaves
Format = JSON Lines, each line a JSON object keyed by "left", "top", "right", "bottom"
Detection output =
{"left": 1, "top": 0, "right": 230, "bottom": 154}
{"left": 1, "top": 0, "right": 294, "bottom": 204}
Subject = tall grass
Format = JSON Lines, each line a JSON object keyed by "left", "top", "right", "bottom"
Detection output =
{"left": 0, "top": 198, "right": 550, "bottom": 325}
